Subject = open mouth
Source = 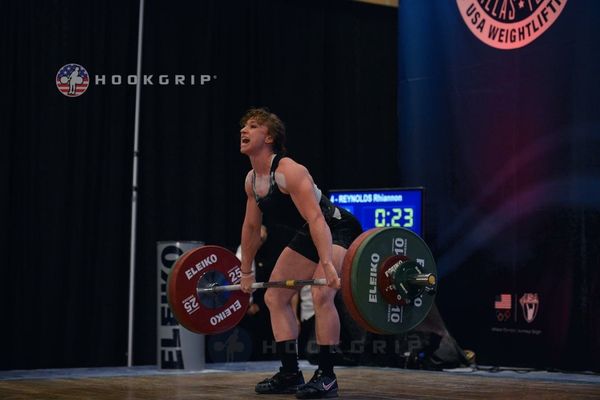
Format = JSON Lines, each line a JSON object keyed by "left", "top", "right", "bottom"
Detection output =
{"left": 241, "top": 137, "right": 250, "bottom": 144}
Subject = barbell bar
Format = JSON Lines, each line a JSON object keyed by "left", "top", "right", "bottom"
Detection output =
{"left": 196, "top": 274, "right": 436, "bottom": 294}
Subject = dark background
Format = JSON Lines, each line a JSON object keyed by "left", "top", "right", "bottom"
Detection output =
{"left": 2, "top": 0, "right": 599, "bottom": 373}
{"left": 1, "top": 0, "right": 398, "bottom": 369}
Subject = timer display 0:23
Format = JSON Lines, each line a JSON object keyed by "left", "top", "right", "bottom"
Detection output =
{"left": 374, "top": 207, "right": 414, "bottom": 228}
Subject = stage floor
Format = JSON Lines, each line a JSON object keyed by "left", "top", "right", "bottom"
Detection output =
{"left": 1, "top": 361, "right": 599, "bottom": 399}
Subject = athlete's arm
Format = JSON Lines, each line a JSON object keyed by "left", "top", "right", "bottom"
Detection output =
{"left": 240, "top": 171, "right": 263, "bottom": 292}
{"left": 277, "top": 158, "right": 339, "bottom": 288}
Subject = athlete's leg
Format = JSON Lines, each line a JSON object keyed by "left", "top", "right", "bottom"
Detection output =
{"left": 295, "top": 244, "right": 346, "bottom": 399}
{"left": 311, "top": 244, "right": 346, "bottom": 345}
{"left": 264, "top": 247, "right": 317, "bottom": 342}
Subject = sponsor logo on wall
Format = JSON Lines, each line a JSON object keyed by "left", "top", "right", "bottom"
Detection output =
{"left": 56, "top": 63, "right": 90, "bottom": 97}
{"left": 491, "top": 292, "right": 541, "bottom": 335}
{"left": 494, "top": 293, "right": 512, "bottom": 322}
{"left": 56, "top": 63, "right": 217, "bottom": 97}
{"left": 456, "top": 0, "right": 568, "bottom": 50}
{"left": 207, "top": 327, "right": 252, "bottom": 363}
{"left": 519, "top": 293, "right": 539, "bottom": 323}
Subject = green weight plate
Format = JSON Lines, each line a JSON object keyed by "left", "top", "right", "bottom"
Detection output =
{"left": 349, "top": 227, "right": 437, "bottom": 335}
{"left": 341, "top": 228, "right": 387, "bottom": 334}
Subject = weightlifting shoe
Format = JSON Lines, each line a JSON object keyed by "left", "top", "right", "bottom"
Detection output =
{"left": 295, "top": 369, "right": 338, "bottom": 399}
{"left": 255, "top": 368, "right": 305, "bottom": 394}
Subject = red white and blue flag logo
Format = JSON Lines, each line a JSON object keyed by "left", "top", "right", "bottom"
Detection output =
{"left": 56, "top": 63, "right": 90, "bottom": 97}
{"left": 494, "top": 293, "right": 512, "bottom": 322}
{"left": 494, "top": 294, "right": 512, "bottom": 310}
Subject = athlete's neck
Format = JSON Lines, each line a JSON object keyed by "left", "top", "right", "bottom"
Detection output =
{"left": 250, "top": 152, "right": 276, "bottom": 175}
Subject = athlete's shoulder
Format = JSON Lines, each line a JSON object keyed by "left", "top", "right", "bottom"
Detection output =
{"left": 275, "top": 157, "right": 313, "bottom": 193}
{"left": 277, "top": 156, "right": 306, "bottom": 173}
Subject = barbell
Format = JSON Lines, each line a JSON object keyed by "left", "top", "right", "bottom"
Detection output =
{"left": 167, "top": 227, "right": 437, "bottom": 336}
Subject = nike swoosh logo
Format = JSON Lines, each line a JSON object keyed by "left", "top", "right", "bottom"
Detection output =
{"left": 322, "top": 379, "right": 336, "bottom": 391}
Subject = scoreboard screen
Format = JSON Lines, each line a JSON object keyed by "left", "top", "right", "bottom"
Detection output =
{"left": 329, "top": 187, "right": 424, "bottom": 237}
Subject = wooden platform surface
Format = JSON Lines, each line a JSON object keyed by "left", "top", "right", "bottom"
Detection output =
{"left": 2, "top": 366, "right": 600, "bottom": 400}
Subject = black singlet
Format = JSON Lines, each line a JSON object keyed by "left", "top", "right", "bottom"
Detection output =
{"left": 252, "top": 154, "right": 335, "bottom": 230}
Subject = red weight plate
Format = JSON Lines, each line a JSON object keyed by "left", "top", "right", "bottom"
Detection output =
{"left": 341, "top": 228, "right": 387, "bottom": 334}
{"left": 167, "top": 245, "right": 250, "bottom": 335}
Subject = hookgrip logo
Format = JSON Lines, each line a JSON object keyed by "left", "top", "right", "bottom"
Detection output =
{"left": 56, "top": 63, "right": 217, "bottom": 98}
{"left": 456, "top": 0, "right": 568, "bottom": 50}
{"left": 56, "top": 63, "right": 90, "bottom": 97}
{"left": 207, "top": 327, "right": 252, "bottom": 363}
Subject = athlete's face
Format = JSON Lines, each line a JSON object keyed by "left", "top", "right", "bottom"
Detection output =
{"left": 240, "top": 118, "right": 273, "bottom": 155}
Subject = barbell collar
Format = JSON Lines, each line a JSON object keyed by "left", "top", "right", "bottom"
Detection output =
{"left": 407, "top": 273, "right": 437, "bottom": 286}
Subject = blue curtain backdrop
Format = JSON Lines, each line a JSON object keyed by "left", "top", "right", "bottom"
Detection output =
{"left": 398, "top": 0, "right": 600, "bottom": 371}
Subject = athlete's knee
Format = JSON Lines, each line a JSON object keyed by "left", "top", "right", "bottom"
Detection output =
{"left": 264, "top": 288, "right": 288, "bottom": 310}
{"left": 311, "top": 286, "right": 335, "bottom": 310}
